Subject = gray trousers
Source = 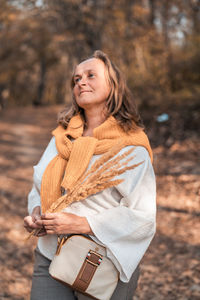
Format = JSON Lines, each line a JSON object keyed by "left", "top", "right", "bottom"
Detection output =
{"left": 30, "top": 247, "right": 139, "bottom": 300}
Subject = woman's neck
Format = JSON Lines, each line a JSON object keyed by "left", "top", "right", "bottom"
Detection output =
{"left": 83, "top": 110, "right": 107, "bottom": 137}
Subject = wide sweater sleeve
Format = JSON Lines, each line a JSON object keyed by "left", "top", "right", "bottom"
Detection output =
{"left": 28, "top": 137, "right": 58, "bottom": 215}
{"left": 86, "top": 146, "right": 156, "bottom": 282}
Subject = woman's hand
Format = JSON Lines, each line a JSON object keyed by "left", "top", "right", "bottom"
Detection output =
{"left": 23, "top": 206, "right": 47, "bottom": 237}
{"left": 35, "top": 212, "right": 94, "bottom": 236}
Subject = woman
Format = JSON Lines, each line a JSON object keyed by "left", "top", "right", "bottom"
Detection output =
{"left": 24, "top": 50, "right": 156, "bottom": 300}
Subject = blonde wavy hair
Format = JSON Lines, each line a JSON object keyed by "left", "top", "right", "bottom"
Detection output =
{"left": 58, "top": 50, "right": 143, "bottom": 131}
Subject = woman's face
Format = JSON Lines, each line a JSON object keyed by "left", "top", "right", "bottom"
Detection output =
{"left": 73, "top": 58, "right": 111, "bottom": 111}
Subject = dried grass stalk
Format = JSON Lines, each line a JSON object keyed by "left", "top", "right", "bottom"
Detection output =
{"left": 27, "top": 144, "right": 143, "bottom": 239}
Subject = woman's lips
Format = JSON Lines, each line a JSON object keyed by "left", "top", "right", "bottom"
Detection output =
{"left": 80, "top": 90, "right": 92, "bottom": 95}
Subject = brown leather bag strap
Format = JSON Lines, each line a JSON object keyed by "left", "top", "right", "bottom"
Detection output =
{"left": 72, "top": 250, "right": 103, "bottom": 292}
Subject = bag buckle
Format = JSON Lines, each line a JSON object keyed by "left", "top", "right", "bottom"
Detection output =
{"left": 86, "top": 250, "right": 103, "bottom": 267}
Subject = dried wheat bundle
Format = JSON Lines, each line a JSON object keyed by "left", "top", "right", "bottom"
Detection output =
{"left": 27, "top": 143, "right": 143, "bottom": 239}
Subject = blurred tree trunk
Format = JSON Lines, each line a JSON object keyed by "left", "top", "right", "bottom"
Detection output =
{"left": 83, "top": 0, "right": 103, "bottom": 51}
{"left": 0, "top": 84, "right": 6, "bottom": 109}
{"left": 33, "top": 58, "right": 46, "bottom": 106}
{"left": 135, "top": 43, "right": 146, "bottom": 73}
{"left": 161, "top": 0, "right": 175, "bottom": 91}
{"left": 149, "top": 0, "right": 156, "bottom": 27}
{"left": 188, "top": 0, "right": 200, "bottom": 33}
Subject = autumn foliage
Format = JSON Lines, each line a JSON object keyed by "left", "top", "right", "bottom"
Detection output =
{"left": 0, "top": 0, "right": 199, "bottom": 110}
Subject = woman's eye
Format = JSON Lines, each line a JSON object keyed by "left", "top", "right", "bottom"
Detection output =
{"left": 74, "top": 77, "right": 81, "bottom": 83}
{"left": 88, "top": 73, "right": 94, "bottom": 78}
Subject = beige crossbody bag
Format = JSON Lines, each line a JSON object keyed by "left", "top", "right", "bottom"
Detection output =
{"left": 49, "top": 235, "right": 119, "bottom": 300}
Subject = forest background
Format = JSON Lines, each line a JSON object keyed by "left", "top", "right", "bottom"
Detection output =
{"left": 0, "top": 0, "right": 199, "bottom": 299}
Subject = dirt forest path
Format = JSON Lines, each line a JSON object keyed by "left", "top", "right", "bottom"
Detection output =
{"left": 0, "top": 106, "right": 199, "bottom": 300}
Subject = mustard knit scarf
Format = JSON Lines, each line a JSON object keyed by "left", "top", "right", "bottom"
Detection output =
{"left": 41, "top": 114, "right": 153, "bottom": 213}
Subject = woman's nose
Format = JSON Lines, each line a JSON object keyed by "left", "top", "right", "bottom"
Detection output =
{"left": 78, "top": 76, "right": 87, "bottom": 86}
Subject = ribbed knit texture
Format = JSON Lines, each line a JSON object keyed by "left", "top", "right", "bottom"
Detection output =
{"left": 40, "top": 114, "right": 153, "bottom": 213}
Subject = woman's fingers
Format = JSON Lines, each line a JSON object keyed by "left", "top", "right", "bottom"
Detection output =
{"left": 24, "top": 227, "right": 34, "bottom": 233}
{"left": 37, "top": 232, "right": 47, "bottom": 237}
{"left": 35, "top": 228, "right": 47, "bottom": 237}
{"left": 35, "top": 219, "right": 54, "bottom": 226}
{"left": 45, "top": 229, "right": 55, "bottom": 235}
{"left": 32, "top": 214, "right": 41, "bottom": 222}
{"left": 36, "top": 212, "right": 82, "bottom": 235}
{"left": 41, "top": 213, "right": 56, "bottom": 220}
{"left": 37, "top": 213, "right": 63, "bottom": 227}
{"left": 23, "top": 215, "right": 43, "bottom": 233}
{"left": 23, "top": 207, "right": 43, "bottom": 232}
{"left": 24, "top": 216, "right": 35, "bottom": 231}
{"left": 35, "top": 219, "right": 56, "bottom": 231}
{"left": 24, "top": 215, "right": 34, "bottom": 226}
